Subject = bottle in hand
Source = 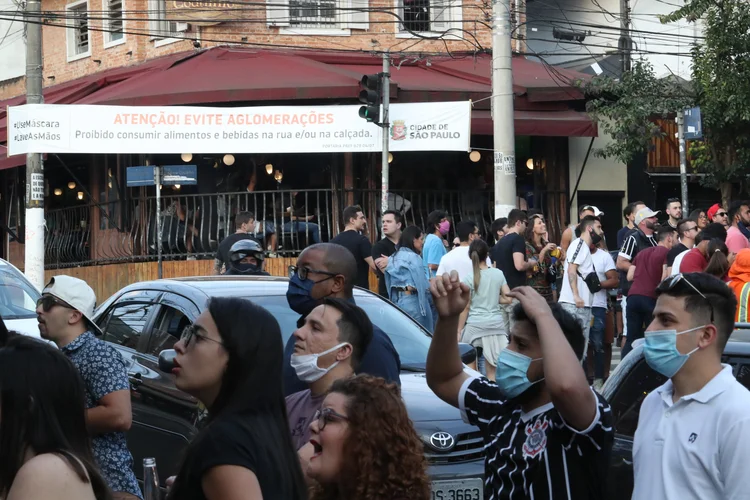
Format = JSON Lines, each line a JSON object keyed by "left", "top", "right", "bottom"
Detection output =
{"left": 143, "top": 457, "right": 161, "bottom": 500}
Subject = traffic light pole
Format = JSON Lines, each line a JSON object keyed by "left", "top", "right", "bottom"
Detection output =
{"left": 380, "top": 53, "right": 390, "bottom": 239}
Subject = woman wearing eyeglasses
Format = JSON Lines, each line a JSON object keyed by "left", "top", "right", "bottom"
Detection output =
{"left": 167, "top": 297, "right": 307, "bottom": 500}
{"left": 307, "top": 375, "right": 430, "bottom": 500}
{"left": 689, "top": 209, "right": 708, "bottom": 232}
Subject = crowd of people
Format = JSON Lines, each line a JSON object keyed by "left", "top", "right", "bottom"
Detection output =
{"left": 2, "top": 197, "right": 750, "bottom": 500}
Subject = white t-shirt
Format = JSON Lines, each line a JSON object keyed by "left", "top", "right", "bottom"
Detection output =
{"left": 436, "top": 245, "right": 492, "bottom": 282}
{"left": 670, "top": 249, "right": 690, "bottom": 276}
{"left": 591, "top": 249, "right": 616, "bottom": 309}
{"left": 558, "top": 238, "right": 595, "bottom": 306}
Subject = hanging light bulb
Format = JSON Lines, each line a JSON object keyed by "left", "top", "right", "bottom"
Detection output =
{"left": 223, "top": 154, "right": 235, "bottom": 166}
{"left": 68, "top": 181, "right": 76, "bottom": 190}
{"left": 174, "top": 184, "right": 181, "bottom": 190}
{"left": 469, "top": 151, "right": 481, "bottom": 162}
{"left": 54, "top": 188, "right": 62, "bottom": 196}
{"left": 526, "top": 158, "right": 534, "bottom": 170}
{"left": 388, "top": 153, "right": 393, "bottom": 163}
{"left": 77, "top": 191, "right": 84, "bottom": 200}
{"left": 265, "top": 163, "right": 273, "bottom": 175}
{"left": 274, "top": 170, "right": 283, "bottom": 183}
{"left": 181, "top": 153, "right": 193, "bottom": 163}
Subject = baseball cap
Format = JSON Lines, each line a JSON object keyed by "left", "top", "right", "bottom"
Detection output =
{"left": 581, "top": 205, "right": 605, "bottom": 217}
{"left": 42, "top": 276, "right": 102, "bottom": 335}
{"left": 707, "top": 203, "right": 724, "bottom": 220}
{"left": 634, "top": 207, "right": 660, "bottom": 226}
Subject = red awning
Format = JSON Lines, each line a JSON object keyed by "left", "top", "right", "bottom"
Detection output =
{"left": 472, "top": 109, "right": 597, "bottom": 137}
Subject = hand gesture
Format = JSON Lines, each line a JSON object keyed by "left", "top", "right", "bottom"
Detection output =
{"left": 375, "top": 255, "right": 389, "bottom": 271}
{"left": 430, "top": 271, "right": 470, "bottom": 318}
{"left": 507, "top": 286, "right": 552, "bottom": 322}
{"left": 542, "top": 243, "right": 556, "bottom": 255}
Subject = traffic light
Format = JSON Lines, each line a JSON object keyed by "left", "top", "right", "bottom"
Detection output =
{"left": 358, "top": 74, "right": 382, "bottom": 123}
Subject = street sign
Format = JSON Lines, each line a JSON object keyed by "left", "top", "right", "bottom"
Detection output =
{"left": 683, "top": 107, "right": 702, "bottom": 140}
{"left": 126, "top": 165, "right": 197, "bottom": 187}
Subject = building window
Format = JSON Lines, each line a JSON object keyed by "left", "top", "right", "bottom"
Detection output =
{"left": 148, "top": 0, "right": 188, "bottom": 43}
{"left": 267, "top": 0, "right": 368, "bottom": 32}
{"left": 290, "top": 0, "right": 340, "bottom": 28}
{"left": 398, "top": 0, "right": 459, "bottom": 34}
{"left": 103, "top": 0, "right": 125, "bottom": 47}
{"left": 65, "top": 0, "right": 90, "bottom": 61}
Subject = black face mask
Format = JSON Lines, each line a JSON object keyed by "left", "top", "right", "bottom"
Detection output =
{"left": 590, "top": 231, "right": 603, "bottom": 245}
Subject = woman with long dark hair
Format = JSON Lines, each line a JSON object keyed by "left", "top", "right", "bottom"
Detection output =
{"left": 0, "top": 335, "right": 111, "bottom": 500}
{"left": 689, "top": 208, "right": 708, "bottom": 232}
{"left": 524, "top": 214, "right": 563, "bottom": 303}
{"left": 308, "top": 375, "right": 430, "bottom": 500}
{"left": 385, "top": 225, "right": 434, "bottom": 331}
{"left": 167, "top": 297, "right": 307, "bottom": 500}
{"left": 459, "top": 239, "right": 512, "bottom": 380}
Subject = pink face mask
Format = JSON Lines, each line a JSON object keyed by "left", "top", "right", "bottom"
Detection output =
{"left": 439, "top": 220, "right": 451, "bottom": 235}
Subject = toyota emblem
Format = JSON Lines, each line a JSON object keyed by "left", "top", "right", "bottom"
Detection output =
{"left": 430, "top": 432, "right": 456, "bottom": 451}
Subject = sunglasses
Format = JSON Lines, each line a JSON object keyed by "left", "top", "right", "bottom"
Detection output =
{"left": 36, "top": 295, "right": 74, "bottom": 312}
{"left": 665, "top": 274, "right": 714, "bottom": 324}
{"left": 288, "top": 265, "right": 337, "bottom": 282}
{"left": 716, "top": 212, "right": 728, "bottom": 217}
{"left": 180, "top": 325, "right": 223, "bottom": 349}
{"left": 313, "top": 407, "right": 349, "bottom": 431}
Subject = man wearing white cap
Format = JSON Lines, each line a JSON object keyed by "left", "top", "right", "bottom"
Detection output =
{"left": 560, "top": 205, "right": 603, "bottom": 252}
{"left": 36, "top": 276, "right": 141, "bottom": 500}
{"left": 616, "top": 207, "right": 659, "bottom": 349}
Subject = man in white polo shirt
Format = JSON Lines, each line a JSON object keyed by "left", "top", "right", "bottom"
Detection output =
{"left": 633, "top": 272, "right": 750, "bottom": 500}
{"left": 436, "top": 220, "right": 491, "bottom": 281}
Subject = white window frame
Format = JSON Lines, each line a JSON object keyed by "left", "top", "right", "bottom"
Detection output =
{"left": 148, "top": 0, "right": 188, "bottom": 47}
{"left": 394, "top": 0, "right": 463, "bottom": 39}
{"left": 270, "top": 0, "right": 369, "bottom": 35}
{"left": 102, "top": 0, "right": 126, "bottom": 48}
{"left": 65, "top": 0, "right": 91, "bottom": 62}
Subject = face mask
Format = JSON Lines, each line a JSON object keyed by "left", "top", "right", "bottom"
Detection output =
{"left": 290, "top": 342, "right": 350, "bottom": 383}
{"left": 233, "top": 262, "right": 261, "bottom": 274}
{"left": 495, "top": 349, "right": 544, "bottom": 399}
{"left": 644, "top": 326, "right": 704, "bottom": 378}
{"left": 286, "top": 274, "right": 319, "bottom": 316}
{"left": 439, "top": 220, "right": 451, "bottom": 236}
{"left": 590, "top": 230, "right": 603, "bottom": 245}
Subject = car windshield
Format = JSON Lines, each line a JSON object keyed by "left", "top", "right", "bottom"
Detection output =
{"left": 0, "top": 267, "right": 40, "bottom": 320}
{"left": 248, "top": 294, "right": 432, "bottom": 370}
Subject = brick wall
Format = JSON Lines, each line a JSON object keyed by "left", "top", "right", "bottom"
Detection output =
{"left": 0, "top": 0, "right": 510, "bottom": 100}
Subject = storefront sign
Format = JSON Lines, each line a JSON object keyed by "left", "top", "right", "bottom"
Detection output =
{"left": 6, "top": 102, "right": 471, "bottom": 156}
{"left": 166, "top": 0, "right": 239, "bottom": 26}
{"left": 126, "top": 165, "right": 198, "bottom": 187}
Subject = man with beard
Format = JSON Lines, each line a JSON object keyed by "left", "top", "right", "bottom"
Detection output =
{"left": 665, "top": 198, "right": 683, "bottom": 231}
{"left": 426, "top": 277, "right": 614, "bottom": 500}
{"left": 725, "top": 200, "right": 750, "bottom": 254}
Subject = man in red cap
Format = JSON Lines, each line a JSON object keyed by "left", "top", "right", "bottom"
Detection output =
{"left": 708, "top": 203, "right": 729, "bottom": 227}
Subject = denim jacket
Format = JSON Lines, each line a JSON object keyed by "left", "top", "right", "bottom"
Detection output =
{"left": 385, "top": 247, "right": 432, "bottom": 317}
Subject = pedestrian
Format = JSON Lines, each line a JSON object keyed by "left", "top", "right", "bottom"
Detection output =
{"left": 214, "top": 212, "right": 264, "bottom": 274}
{"left": 283, "top": 243, "right": 400, "bottom": 395}
{"left": 676, "top": 223, "right": 729, "bottom": 277}
{"left": 426, "top": 276, "right": 614, "bottom": 499}
{"left": 725, "top": 200, "right": 750, "bottom": 254}
{"left": 167, "top": 297, "right": 307, "bottom": 500}
{"left": 632, "top": 273, "right": 750, "bottom": 500}
{"left": 618, "top": 201, "right": 646, "bottom": 250}
{"left": 493, "top": 209, "right": 534, "bottom": 334}
{"left": 560, "top": 205, "right": 596, "bottom": 251}
{"left": 307, "top": 375, "right": 430, "bottom": 500}
{"left": 671, "top": 223, "right": 727, "bottom": 276}
{"left": 689, "top": 208, "right": 708, "bottom": 232}
{"left": 622, "top": 226, "right": 675, "bottom": 357}
{"left": 490, "top": 217, "right": 508, "bottom": 251}
{"left": 665, "top": 198, "right": 683, "bottom": 231}
{"left": 331, "top": 205, "right": 376, "bottom": 290}
{"left": 279, "top": 190, "right": 322, "bottom": 245}
{"left": 666, "top": 219, "right": 698, "bottom": 275}
{"left": 36, "top": 276, "right": 141, "bottom": 500}
{"left": 436, "top": 220, "right": 490, "bottom": 281}
{"left": 223, "top": 239, "right": 270, "bottom": 276}
{"left": 422, "top": 210, "right": 449, "bottom": 279}
{"left": 728, "top": 248, "right": 750, "bottom": 322}
{"left": 588, "top": 235, "right": 619, "bottom": 389}
{"left": 459, "top": 239, "right": 512, "bottom": 380}
{"left": 524, "top": 213, "right": 564, "bottom": 303}
{"left": 559, "top": 216, "right": 603, "bottom": 352}
{"left": 707, "top": 203, "right": 729, "bottom": 227}
{"left": 287, "top": 298, "right": 372, "bottom": 451}
{"left": 384, "top": 226, "right": 434, "bottom": 331}
{"left": 0, "top": 335, "right": 112, "bottom": 500}
{"left": 371, "top": 210, "right": 403, "bottom": 298}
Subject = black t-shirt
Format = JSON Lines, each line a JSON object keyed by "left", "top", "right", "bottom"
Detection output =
{"left": 216, "top": 233, "right": 261, "bottom": 270}
{"left": 666, "top": 242, "right": 688, "bottom": 267}
{"left": 462, "top": 377, "right": 614, "bottom": 500}
{"left": 372, "top": 237, "right": 398, "bottom": 297}
{"left": 492, "top": 233, "right": 527, "bottom": 289}
{"left": 173, "top": 414, "right": 303, "bottom": 500}
{"left": 331, "top": 230, "right": 373, "bottom": 289}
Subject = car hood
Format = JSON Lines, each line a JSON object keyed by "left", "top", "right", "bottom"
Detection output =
{"left": 400, "top": 372, "right": 466, "bottom": 423}
{"left": 6, "top": 317, "right": 43, "bottom": 340}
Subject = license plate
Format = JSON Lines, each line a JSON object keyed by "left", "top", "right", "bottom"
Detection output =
{"left": 431, "top": 479, "right": 483, "bottom": 500}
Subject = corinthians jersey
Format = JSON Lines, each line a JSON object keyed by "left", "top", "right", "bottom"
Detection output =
{"left": 458, "top": 377, "right": 614, "bottom": 500}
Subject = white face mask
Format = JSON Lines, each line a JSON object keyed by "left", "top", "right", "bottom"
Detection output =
{"left": 290, "top": 342, "right": 350, "bottom": 383}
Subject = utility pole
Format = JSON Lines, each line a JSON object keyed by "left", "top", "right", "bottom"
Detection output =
{"left": 24, "top": 0, "right": 45, "bottom": 290}
{"left": 154, "top": 165, "right": 163, "bottom": 279}
{"left": 619, "top": 0, "right": 631, "bottom": 73}
{"left": 492, "top": 0, "right": 516, "bottom": 219}
{"left": 380, "top": 53, "right": 390, "bottom": 239}
{"left": 677, "top": 110, "right": 689, "bottom": 214}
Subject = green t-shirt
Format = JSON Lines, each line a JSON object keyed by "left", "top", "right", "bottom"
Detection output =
{"left": 462, "top": 267, "right": 506, "bottom": 324}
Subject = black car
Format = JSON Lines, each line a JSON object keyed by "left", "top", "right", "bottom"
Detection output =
{"left": 601, "top": 326, "right": 750, "bottom": 500}
{"left": 93, "top": 276, "right": 485, "bottom": 498}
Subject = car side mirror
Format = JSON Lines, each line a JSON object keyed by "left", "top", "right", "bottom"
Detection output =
{"left": 159, "top": 349, "right": 177, "bottom": 373}
{"left": 458, "top": 342, "right": 477, "bottom": 365}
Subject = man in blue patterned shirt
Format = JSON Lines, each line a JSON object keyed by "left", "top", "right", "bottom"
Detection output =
{"left": 37, "top": 275, "right": 142, "bottom": 500}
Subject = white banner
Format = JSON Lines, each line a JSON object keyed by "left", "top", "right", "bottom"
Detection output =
{"left": 6, "top": 102, "right": 472, "bottom": 156}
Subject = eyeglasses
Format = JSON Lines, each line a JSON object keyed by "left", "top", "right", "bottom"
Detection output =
{"left": 36, "top": 295, "right": 74, "bottom": 312}
{"left": 698, "top": 214, "right": 708, "bottom": 219}
{"left": 716, "top": 212, "right": 728, "bottom": 217}
{"left": 288, "top": 265, "right": 337, "bottom": 282}
{"left": 180, "top": 325, "right": 223, "bottom": 349}
{"left": 685, "top": 225, "right": 699, "bottom": 232}
{"left": 313, "top": 407, "right": 349, "bottom": 431}
{"left": 665, "top": 274, "right": 714, "bottom": 324}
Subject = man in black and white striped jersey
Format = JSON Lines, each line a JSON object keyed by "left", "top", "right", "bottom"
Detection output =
{"left": 426, "top": 273, "right": 614, "bottom": 500}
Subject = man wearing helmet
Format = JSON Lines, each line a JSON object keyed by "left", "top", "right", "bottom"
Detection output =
{"left": 225, "top": 239, "right": 270, "bottom": 276}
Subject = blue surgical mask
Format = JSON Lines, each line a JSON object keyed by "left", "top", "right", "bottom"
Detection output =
{"left": 286, "top": 274, "right": 319, "bottom": 316}
{"left": 644, "top": 326, "right": 704, "bottom": 378}
{"left": 495, "top": 349, "right": 544, "bottom": 399}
